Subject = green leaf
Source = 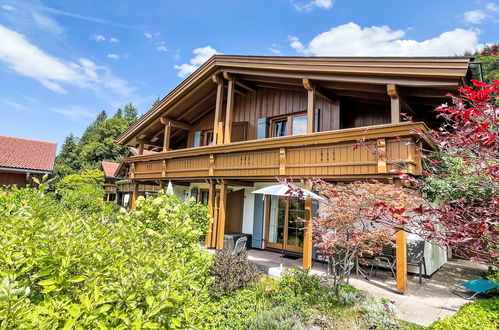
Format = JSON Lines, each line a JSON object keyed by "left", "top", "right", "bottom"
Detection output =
{"left": 67, "top": 276, "right": 85, "bottom": 283}
{"left": 38, "top": 279, "right": 56, "bottom": 286}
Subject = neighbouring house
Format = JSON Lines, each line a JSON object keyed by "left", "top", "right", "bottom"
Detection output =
{"left": 101, "top": 161, "right": 120, "bottom": 201}
{"left": 115, "top": 55, "right": 481, "bottom": 291}
{"left": 115, "top": 147, "right": 161, "bottom": 208}
{"left": 0, "top": 135, "right": 57, "bottom": 187}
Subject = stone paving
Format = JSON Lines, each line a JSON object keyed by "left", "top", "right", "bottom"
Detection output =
{"left": 246, "top": 249, "right": 489, "bottom": 327}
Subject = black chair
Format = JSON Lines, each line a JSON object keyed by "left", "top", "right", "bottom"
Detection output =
{"left": 407, "top": 240, "right": 427, "bottom": 284}
{"left": 370, "top": 245, "right": 396, "bottom": 278}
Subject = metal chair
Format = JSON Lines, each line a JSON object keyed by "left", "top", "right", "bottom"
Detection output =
{"left": 407, "top": 240, "right": 427, "bottom": 284}
{"left": 232, "top": 236, "right": 247, "bottom": 254}
{"left": 370, "top": 246, "right": 396, "bottom": 278}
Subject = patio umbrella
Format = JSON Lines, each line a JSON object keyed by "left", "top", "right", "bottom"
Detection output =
{"left": 252, "top": 184, "right": 324, "bottom": 201}
{"left": 166, "top": 180, "right": 174, "bottom": 194}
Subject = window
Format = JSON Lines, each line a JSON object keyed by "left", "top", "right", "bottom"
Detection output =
{"left": 273, "top": 119, "right": 288, "bottom": 137}
{"left": 203, "top": 130, "right": 214, "bottom": 146}
{"left": 270, "top": 112, "right": 308, "bottom": 137}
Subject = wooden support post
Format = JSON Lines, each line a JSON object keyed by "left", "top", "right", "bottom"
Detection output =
{"left": 212, "top": 74, "right": 224, "bottom": 145}
{"left": 303, "top": 78, "right": 316, "bottom": 133}
{"left": 131, "top": 182, "right": 139, "bottom": 210}
{"left": 138, "top": 140, "right": 144, "bottom": 155}
{"left": 205, "top": 181, "right": 216, "bottom": 248}
{"left": 396, "top": 229, "right": 408, "bottom": 293}
{"left": 387, "top": 83, "right": 400, "bottom": 123}
{"left": 303, "top": 179, "right": 313, "bottom": 270}
{"left": 216, "top": 182, "right": 228, "bottom": 249}
{"left": 162, "top": 121, "right": 171, "bottom": 152}
{"left": 209, "top": 154, "right": 215, "bottom": 176}
{"left": 224, "top": 73, "right": 235, "bottom": 144}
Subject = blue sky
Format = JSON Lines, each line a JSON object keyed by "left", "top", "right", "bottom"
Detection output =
{"left": 1, "top": 0, "right": 498, "bottom": 151}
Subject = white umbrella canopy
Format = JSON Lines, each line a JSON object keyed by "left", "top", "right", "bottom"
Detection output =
{"left": 166, "top": 181, "right": 174, "bottom": 194}
{"left": 252, "top": 184, "right": 325, "bottom": 201}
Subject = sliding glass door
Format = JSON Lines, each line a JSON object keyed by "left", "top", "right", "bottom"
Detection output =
{"left": 266, "top": 196, "right": 305, "bottom": 253}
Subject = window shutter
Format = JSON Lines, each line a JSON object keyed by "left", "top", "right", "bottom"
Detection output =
{"left": 193, "top": 131, "right": 202, "bottom": 147}
{"left": 315, "top": 108, "right": 321, "bottom": 132}
{"left": 252, "top": 193, "right": 265, "bottom": 248}
{"left": 257, "top": 117, "right": 268, "bottom": 139}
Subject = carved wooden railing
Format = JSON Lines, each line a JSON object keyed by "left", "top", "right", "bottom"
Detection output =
{"left": 126, "top": 122, "right": 427, "bottom": 180}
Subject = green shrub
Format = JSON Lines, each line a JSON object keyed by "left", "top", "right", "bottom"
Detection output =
{"left": 359, "top": 297, "right": 399, "bottom": 330}
{"left": 0, "top": 185, "right": 213, "bottom": 329}
{"left": 249, "top": 306, "right": 305, "bottom": 330}
{"left": 429, "top": 297, "right": 499, "bottom": 330}
{"left": 210, "top": 248, "right": 260, "bottom": 297}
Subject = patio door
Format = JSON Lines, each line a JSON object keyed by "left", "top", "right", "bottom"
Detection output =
{"left": 265, "top": 196, "right": 305, "bottom": 253}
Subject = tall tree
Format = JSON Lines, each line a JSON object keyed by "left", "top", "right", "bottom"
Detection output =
{"left": 123, "top": 103, "right": 138, "bottom": 125}
{"left": 53, "top": 134, "right": 80, "bottom": 178}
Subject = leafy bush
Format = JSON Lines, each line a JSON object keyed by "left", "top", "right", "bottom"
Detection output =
{"left": 0, "top": 185, "right": 213, "bottom": 328}
{"left": 210, "top": 248, "right": 260, "bottom": 297}
{"left": 359, "top": 297, "right": 399, "bottom": 330}
{"left": 249, "top": 306, "right": 305, "bottom": 330}
{"left": 429, "top": 297, "right": 499, "bottom": 330}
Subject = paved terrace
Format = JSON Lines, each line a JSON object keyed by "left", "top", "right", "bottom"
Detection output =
{"left": 246, "top": 249, "right": 489, "bottom": 327}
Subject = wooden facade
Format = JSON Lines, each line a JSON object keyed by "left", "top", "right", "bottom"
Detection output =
{"left": 116, "top": 55, "right": 476, "bottom": 293}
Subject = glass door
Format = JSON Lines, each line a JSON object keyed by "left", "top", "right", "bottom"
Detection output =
{"left": 265, "top": 196, "right": 304, "bottom": 253}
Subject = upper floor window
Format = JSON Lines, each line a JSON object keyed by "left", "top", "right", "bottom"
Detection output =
{"left": 270, "top": 112, "right": 307, "bottom": 137}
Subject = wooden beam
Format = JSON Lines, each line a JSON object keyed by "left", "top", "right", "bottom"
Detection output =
{"left": 235, "top": 79, "right": 256, "bottom": 93}
{"left": 205, "top": 181, "right": 216, "bottom": 248}
{"left": 396, "top": 229, "right": 408, "bottom": 293}
{"left": 221, "top": 179, "right": 254, "bottom": 187}
{"left": 303, "top": 179, "right": 313, "bottom": 269}
{"left": 304, "top": 79, "right": 316, "bottom": 133}
{"left": 387, "top": 84, "right": 400, "bottom": 123}
{"left": 163, "top": 121, "right": 171, "bottom": 152}
{"left": 177, "top": 91, "right": 217, "bottom": 121}
{"left": 131, "top": 182, "right": 139, "bottom": 210}
{"left": 137, "top": 140, "right": 144, "bottom": 155}
{"left": 213, "top": 74, "right": 224, "bottom": 145}
{"left": 160, "top": 117, "right": 192, "bottom": 130}
{"left": 224, "top": 75, "right": 235, "bottom": 144}
{"left": 216, "top": 182, "right": 228, "bottom": 249}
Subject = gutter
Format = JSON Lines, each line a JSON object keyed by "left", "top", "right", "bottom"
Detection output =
{"left": 0, "top": 166, "right": 51, "bottom": 175}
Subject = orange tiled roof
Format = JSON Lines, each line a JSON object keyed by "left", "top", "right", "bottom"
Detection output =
{"left": 0, "top": 135, "right": 57, "bottom": 172}
{"left": 101, "top": 161, "right": 120, "bottom": 178}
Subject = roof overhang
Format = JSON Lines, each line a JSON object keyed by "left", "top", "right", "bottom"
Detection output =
{"left": 116, "top": 55, "right": 473, "bottom": 146}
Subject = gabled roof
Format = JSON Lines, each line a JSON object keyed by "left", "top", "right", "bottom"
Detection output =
{"left": 117, "top": 55, "right": 474, "bottom": 146}
{"left": 101, "top": 161, "right": 120, "bottom": 178}
{"left": 0, "top": 135, "right": 57, "bottom": 172}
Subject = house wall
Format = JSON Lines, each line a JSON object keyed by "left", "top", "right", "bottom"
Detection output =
{"left": 0, "top": 171, "right": 44, "bottom": 187}
{"left": 186, "top": 87, "right": 344, "bottom": 147}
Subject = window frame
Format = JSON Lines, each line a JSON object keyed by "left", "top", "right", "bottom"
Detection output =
{"left": 269, "top": 111, "right": 308, "bottom": 138}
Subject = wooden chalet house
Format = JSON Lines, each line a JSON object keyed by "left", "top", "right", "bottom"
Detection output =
{"left": 116, "top": 56, "right": 480, "bottom": 292}
{"left": 100, "top": 161, "right": 120, "bottom": 201}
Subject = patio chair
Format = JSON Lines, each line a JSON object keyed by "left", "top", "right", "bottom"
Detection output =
{"left": 232, "top": 236, "right": 247, "bottom": 255}
{"left": 407, "top": 240, "right": 427, "bottom": 284}
{"left": 453, "top": 279, "right": 499, "bottom": 300}
{"left": 370, "top": 246, "right": 396, "bottom": 278}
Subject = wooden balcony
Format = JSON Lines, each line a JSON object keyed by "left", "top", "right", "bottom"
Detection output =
{"left": 125, "top": 122, "right": 427, "bottom": 181}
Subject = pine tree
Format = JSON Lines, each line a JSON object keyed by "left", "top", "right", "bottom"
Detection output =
{"left": 53, "top": 134, "right": 80, "bottom": 178}
{"left": 123, "top": 103, "right": 138, "bottom": 125}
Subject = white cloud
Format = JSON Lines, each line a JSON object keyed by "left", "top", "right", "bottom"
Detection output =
{"left": 144, "top": 32, "right": 152, "bottom": 39}
{"left": 156, "top": 41, "right": 167, "bottom": 52}
{"left": 93, "top": 34, "right": 106, "bottom": 41}
{"left": 0, "top": 24, "right": 133, "bottom": 95}
{"left": 289, "top": 22, "right": 480, "bottom": 56}
{"left": 3, "top": 99, "right": 27, "bottom": 111}
{"left": 269, "top": 48, "right": 282, "bottom": 55}
{"left": 50, "top": 105, "right": 96, "bottom": 120}
{"left": 32, "top": 12, "right": 64, "bottom": 35}
{"left": 486, "top": 3, "right": 499, "bottom": 11}
{"left": 109, "top": 37, "right": 118, "bottom": 42}
{"left": 292, "top": 0, "right": 333, "bottom": 12}
{"left": 107, "top": 53, "right": 119, "bottom": 60}
{"left": 173, "top": 46, "right": 220, "bottom": 78}
{"left": 1, "top": 4, "right": 15, "bottom": 11}
{"left": 464, "top": 10, "right": 487, "bottom": 24}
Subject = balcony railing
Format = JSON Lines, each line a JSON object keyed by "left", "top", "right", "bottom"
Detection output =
{"left": 125, "top": 122, "right": 427, "bottom": 180}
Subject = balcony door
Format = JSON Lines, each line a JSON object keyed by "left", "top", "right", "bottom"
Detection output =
{"left": 265, "top": 196, "right": 305, "bottom": 253}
